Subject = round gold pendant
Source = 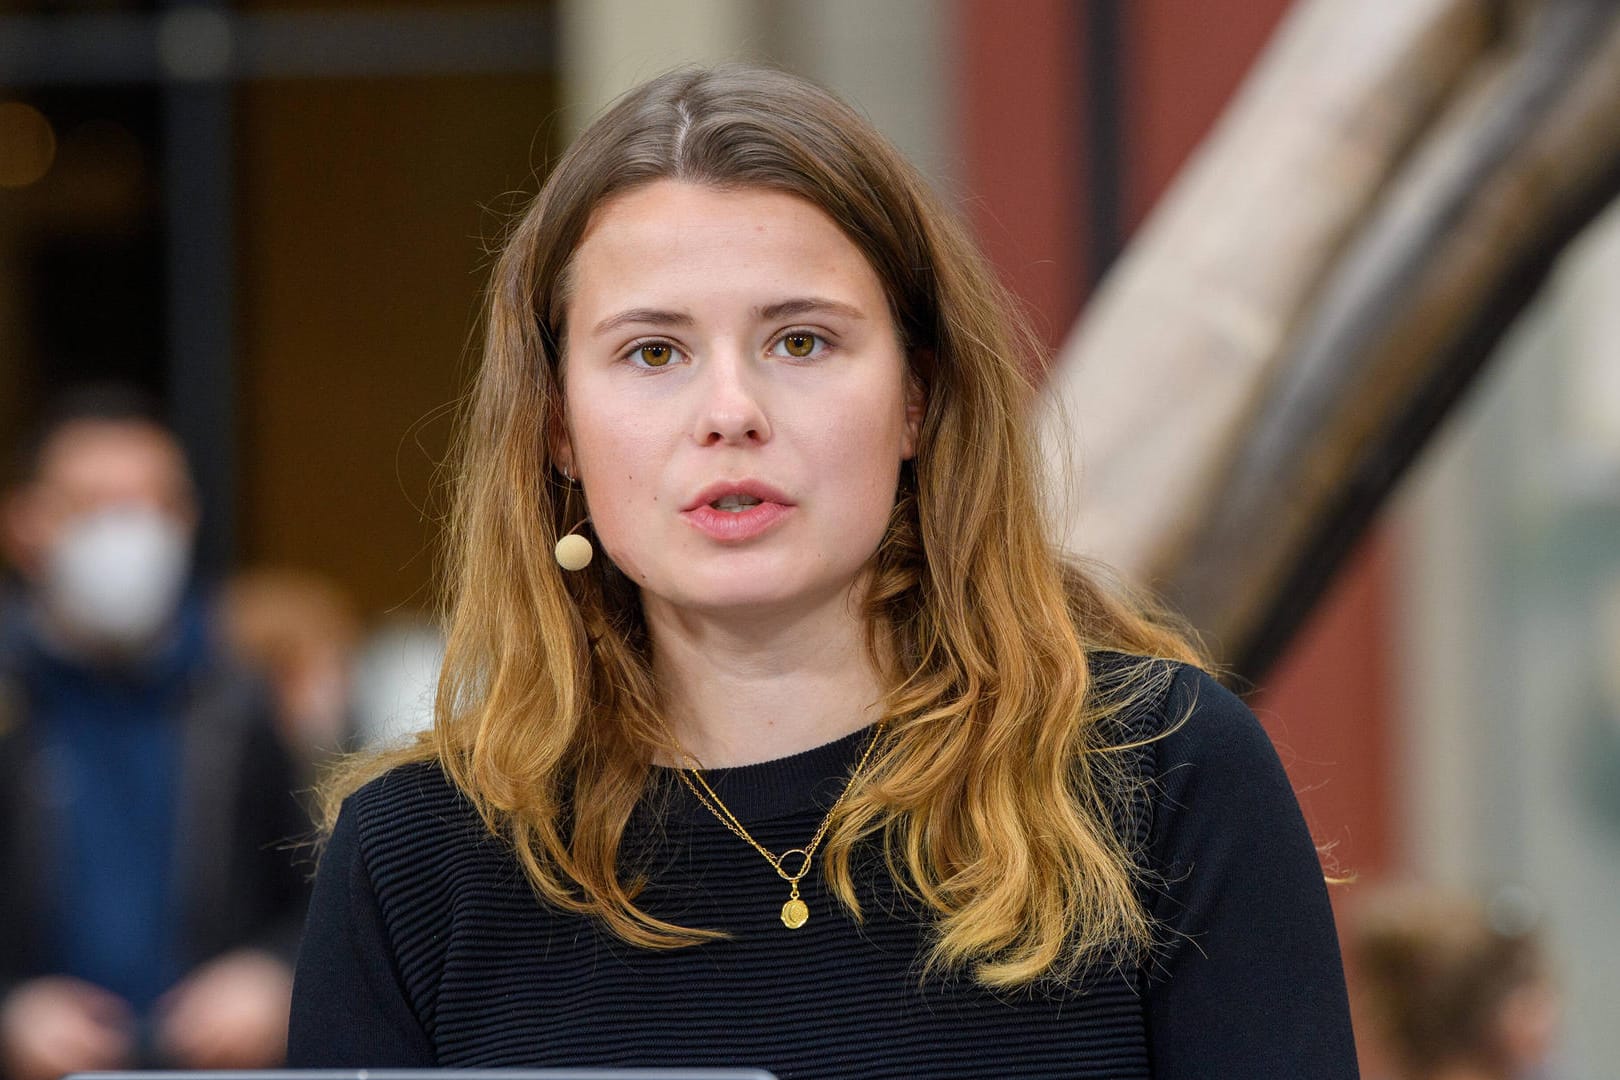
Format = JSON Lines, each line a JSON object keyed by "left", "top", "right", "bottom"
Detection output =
{"left": 780, "top": 898, "right": 810, "bottom": 929}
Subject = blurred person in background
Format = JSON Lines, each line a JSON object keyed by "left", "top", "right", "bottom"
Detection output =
{"left": 1350, "top": 885, "right": 1562, "bottom": 1080}
{"left": 0, "top": 385, "right": 309, "bottom": 1080}
{"left": 345, "top": 616, "right": 445, "bottom": 751}
{"left": 219, "top": 567, "right": 361, "bottom": 767}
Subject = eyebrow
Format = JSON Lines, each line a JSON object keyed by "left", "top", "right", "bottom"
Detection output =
{"left": 590, "top": 297, "right": 867, "bottom": 338}
{"left": 591, "top": 308, "right": 694, "bottom": 337}
{"left": 757, "top": 297, "right": 867, "bottom": 322}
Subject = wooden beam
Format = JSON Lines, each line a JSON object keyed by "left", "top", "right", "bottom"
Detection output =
{"left": 1037, "top": 0, "right": 1620, "bottom": 678}
{"left": 1172, "top": 0, "right": 1620, "bottom": 676}
{"left": 1038, "top": 0, "right": 1489, "bottom": 586}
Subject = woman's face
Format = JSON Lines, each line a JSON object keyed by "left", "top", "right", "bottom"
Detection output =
{"left": 558, "top": 180, "right": 922, "bottom": 622}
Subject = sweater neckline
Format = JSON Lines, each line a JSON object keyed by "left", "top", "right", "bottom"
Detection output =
{"left": 648, "top": 723, "right": 880, "bottom": 826}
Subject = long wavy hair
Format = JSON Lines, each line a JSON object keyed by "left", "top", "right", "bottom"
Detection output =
{"left": 325, "top": 63, "right": 1205, "bottom": 988}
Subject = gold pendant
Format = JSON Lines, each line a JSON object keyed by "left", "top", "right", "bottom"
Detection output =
{"left": 781, "top": 897, "right": 810, "bottom": 929}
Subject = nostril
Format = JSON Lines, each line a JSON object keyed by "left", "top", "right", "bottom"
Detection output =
{"left": 696, "top": 402, "right": 771, "bottom": 445}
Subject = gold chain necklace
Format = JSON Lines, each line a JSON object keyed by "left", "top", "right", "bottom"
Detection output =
{"left": 668, "top": 724, "right": 885, "bottom": 930}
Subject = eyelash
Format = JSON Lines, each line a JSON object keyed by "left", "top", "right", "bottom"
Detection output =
{"left": 620, "top": 329, "right": 832, "bottom": 370}
{"left": 624, "top": 339, "right": 684, "bottom": 369}
{"left": 769, "top": 330, "right": 829, "bottom": 360}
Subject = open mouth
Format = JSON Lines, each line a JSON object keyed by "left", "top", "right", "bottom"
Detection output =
{"left": 683, "top": 485, "right": 792, "bottom": 541}
{"left": 710, "top": 494, "right": 764, "bottom": 513}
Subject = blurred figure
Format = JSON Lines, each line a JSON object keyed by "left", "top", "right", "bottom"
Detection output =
{"left": 348, "top": 615, "right": 445, "bottom": 750}
{"left": 219, "top": 567, "right": 361, "bottom": 765}
{"left": 1350, "top": 885, "right": 1562, "bottom": 1080}
{"left": 0, "top": 385, "right": 308, "bottom": 1080}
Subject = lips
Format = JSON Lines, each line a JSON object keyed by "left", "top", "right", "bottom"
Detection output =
{"left": 681, "top": 480, "right": 795, "bottom": 513}
{"left": 681, "top": 480, "right": 795, "bottom": 542}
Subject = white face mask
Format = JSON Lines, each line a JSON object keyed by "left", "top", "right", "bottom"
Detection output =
{"left": 43, "top": 505, "right": 192, "bottom": 650}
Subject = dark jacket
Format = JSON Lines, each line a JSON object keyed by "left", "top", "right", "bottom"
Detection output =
{"left": 0, "top": 597, "right": 311, "bottom": 1011}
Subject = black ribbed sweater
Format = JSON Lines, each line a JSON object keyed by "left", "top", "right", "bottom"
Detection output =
{"left": 287, "top": 661, "right": 1358, "bottom": 1078}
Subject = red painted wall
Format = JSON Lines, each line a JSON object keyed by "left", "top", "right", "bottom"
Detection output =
{"left": 1125, "top": 0, "right": 1296, "bottom": 225}
{"left": 1249, "top": 530, "right": 1398, "bottom": 880}
{"left": 954, "top": 0, "right": 1087, "bottom": 353}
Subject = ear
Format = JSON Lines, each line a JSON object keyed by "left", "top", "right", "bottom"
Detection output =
{"left": 546, "top": 398, "right": 576, "bottom": 480}
{"left": 900, "top": 355, "right": 928, "bottom": 461}
{"left": 552, "top": 433, "right": 576, "bottom": 480}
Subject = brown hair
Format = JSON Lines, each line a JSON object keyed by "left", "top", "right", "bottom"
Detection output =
{"left": 1351, "top": 887, "right": 1550, "bottom": 1075}
{"left": 325, "top": 63, "right": 1204, "bottom": 988}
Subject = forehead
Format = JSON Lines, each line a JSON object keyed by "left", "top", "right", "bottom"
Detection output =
{"left": 34, "top": 420, "right": 190, "bottom": 502}
{"left": 566, "top": 181, "right": 885, "bottom": 318}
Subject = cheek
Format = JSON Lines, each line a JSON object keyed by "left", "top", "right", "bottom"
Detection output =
{"left": 566, "top": 390, "right": 638, "bottom": 488}
{"left": 580, "top": 477, "right": 651, "bottom": 584}
{"left": 568, "top": 404, "right": 662, "bottom": 579}
{"left": 820, "top": 407, "right": 907, "bottom": 527}
{"left": 838, "top": 379, "right": 910, "bottom": 471}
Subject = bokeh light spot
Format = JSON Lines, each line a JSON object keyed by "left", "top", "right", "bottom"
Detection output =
{"left": 0, "top": 102, "right": 57, "bottom": 189}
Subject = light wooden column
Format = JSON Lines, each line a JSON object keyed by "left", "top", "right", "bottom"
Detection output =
{"left": 559, "top": 0, "right": 761, "bottom": 132}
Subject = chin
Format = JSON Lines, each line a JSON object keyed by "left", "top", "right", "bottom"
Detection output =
{"left": 647, "top": 564, "right": 860, "bottom": 621}
{"left": 669, "top": 580, "right": 812, "bottom": 616}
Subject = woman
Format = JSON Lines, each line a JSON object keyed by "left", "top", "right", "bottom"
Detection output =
{"left": 288, "top": 64, "right": 1357, "bottom": 1078}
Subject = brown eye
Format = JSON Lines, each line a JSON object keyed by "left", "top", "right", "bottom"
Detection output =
{"left": 781, "top": 333, "right": 818, "bottom": 358}
{"left": 636, "top": 343, "right": 674, "bottom": 367}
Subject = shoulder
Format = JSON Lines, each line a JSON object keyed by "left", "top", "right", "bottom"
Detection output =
{"left": 1081, "top": 652, "right": 1277, "bottom": 852}
{"left": 349, "top": 757, "right": 469, "bottom": 814}
{"left": 1152, "top": 665, "right": 1292, "bottom": 813}
{"left": 296, "top": 760, "right": 481, "bottom": 1059}
{"left": 1095, "top": 656, "right": 1320, "bottom": 912}
{"left": 1106, "top": 666, "right": 1356, "bottom": 1070}
{"left": 324, "top": 758, "right": 500, "bottom": 919}
{"left": 180, "top": 646, "right": 285, "bottom": 773}
{"left": 342, "top": 759, "right": 491, "bottom": 871}
{"left": 321, "top": 760, "right": 508, "bottom": 990}
{"left": 1084, "top": 650, "right": 1270, "bottom": 772}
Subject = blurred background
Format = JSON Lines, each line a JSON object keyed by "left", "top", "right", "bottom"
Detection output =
{"left": 2, "top": 1, "right": 1617, "bottom": 1075}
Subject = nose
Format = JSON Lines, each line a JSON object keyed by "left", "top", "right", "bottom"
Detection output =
{"left": 692, "top": 351, "right": 772, "bottom": 446}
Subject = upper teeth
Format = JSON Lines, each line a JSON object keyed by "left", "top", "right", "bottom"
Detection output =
{"left": 712, "top": 494, "right": 762, "bottom": 512}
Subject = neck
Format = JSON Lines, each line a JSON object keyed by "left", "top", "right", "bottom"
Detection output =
{"left": 28, "top": 597, "right": 175, "bottom": 673}
{"left": 646, "top": 587, "right": 885, "bottom": 767}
